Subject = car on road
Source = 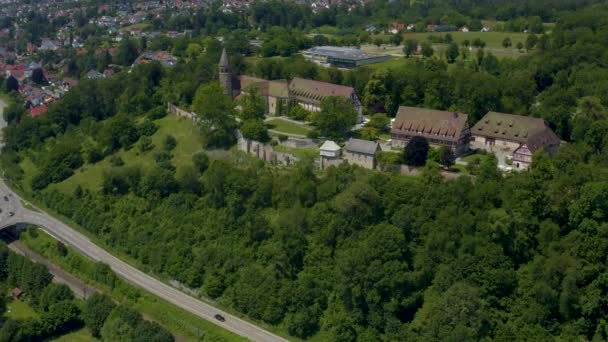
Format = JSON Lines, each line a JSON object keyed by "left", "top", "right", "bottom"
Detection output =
{"left": 8, "top": 212, "right": 14, "bottom": 217}
{"left": 3, "top": 196, "right": 7, "bottom": 201}
{"left": 214, "top": 314, "right": 225, "bottom": 322}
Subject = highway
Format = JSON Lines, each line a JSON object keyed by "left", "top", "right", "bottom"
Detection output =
{"left": 0, "top": 183, "right": 286, "bottom": 341}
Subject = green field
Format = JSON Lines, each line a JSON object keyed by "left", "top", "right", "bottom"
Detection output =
{"left": 20, "top": 229, "right": 246, "bottom": 342}
{"left": 52, "top": 328, "right": 96, "bottom": 342}
{"left": 401, "top": 31, "right": 529, "bottom": 49}
{"left": 266, "top": 118, "right": 312, "bottom": 136}
{"left": 364, "top": 31, "right": 530, "bottom": 60}
{"left": 47, "top": 115, "right": 203, "bottom": 193}
{"left": 6, "top": 299, "right": 39, "bottom": 320}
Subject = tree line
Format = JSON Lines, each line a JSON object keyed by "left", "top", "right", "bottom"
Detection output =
{"left": 0, "top": 240, "right": 173, "bottom": 341}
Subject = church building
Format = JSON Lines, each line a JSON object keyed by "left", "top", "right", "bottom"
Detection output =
{"left": 219, "top": 49, "right": 363, "bottom": 122}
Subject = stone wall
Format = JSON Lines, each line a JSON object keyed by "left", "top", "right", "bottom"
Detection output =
{"left": 237, "top": 133, "right": 299, "bottom": 166}
{"left": 167, "top": 102, "right": 198, "bottom": 121}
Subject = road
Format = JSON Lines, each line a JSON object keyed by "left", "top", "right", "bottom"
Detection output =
{"left": 0, "top": 182, "right": 287, "bottom": 342}
{"left": 0, "top": 97, "right": 286, "bottom": 341}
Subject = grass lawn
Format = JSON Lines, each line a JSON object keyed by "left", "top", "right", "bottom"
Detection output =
{"left": 402, "top": 31, "right": 529, "bottom": 49}
{"left": 273, "top": 145, "right": 319, "bottom": 160}
{"left": 366, "top": 31, "right": 530, "bottom": 60}
{"left": 49, "top": 115, "right": 203, "bottom": 194}
{"left": 266, "top": 118, "right": 312, "bottom": 136}
{"left": 6, "top": 299, "right": 39, "bottom": 320}
{"left": 52, "top": 328, "right": 96, "bottom": 342}
{"left": 460, "top": 152, "right": 492, "bottom": 164}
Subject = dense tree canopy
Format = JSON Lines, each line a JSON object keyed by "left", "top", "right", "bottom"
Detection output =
{"left": 5, "top": 5, "right": 608, "bottom": 340}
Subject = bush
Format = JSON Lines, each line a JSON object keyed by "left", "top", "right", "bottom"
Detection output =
{"left": 138, "top": 119, "right": 158, "bottom": 136}
{"left": 376, "top": 151, "right": 402, "bottom": 172}
{"left": 192, "top": 152, "right": 209, "bottom": 173}
{"left": 86, "top": 147, "right": 104, "bottom": 164}
{"left": 139, "top": 137, "right": 154, "bottom": 153}
{"left": 109, "top": 155, "right": 124, "bottom": 167}
{"left": 163, "top": 134, "right": 177, "bottom": 151}
{"left": 241, "top": 120, "right": 270, "bottom": 142}
{"left": 56, "top": 241, "right": 68, "bottom": 257}
{"left": 288, "top": 105, "right": 311, "bottom": 121}
{"left": 147, "top": 106, "right": 167, "bottom": 120}
{"left": 306, "top": 130, "right": 319, "bottom": 139}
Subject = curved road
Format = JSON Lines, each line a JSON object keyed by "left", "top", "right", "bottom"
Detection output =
{"left": 0, "top": 181, "right": 286, "bottom": 342}
{"left": 0, "top": 182, "right": 287, "bottom": 341}
{"left": 0, "top": 98, "right": 285, "bottom": 341}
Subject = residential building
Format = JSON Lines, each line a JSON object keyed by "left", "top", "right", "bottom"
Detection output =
{"left": 344, "top": 138, "right": 380, "bottom": 169}
{"left": 302, "top": 46, "right": 390, "bottom": 68}
{"left": 39, "top": 38, "right": 61, "bottom": 51}
{"left": 133, "top": 51, "right": 178, "bottom": 68}
{"left": 391, "top": 106, "right": 471, "bottom": 156}
{"left": 86, "top": 69, "right": 106, "bottom": 80}
{"left": 30, "top": 105, "right": 48, "bottom": 117}
{"left": 470, "top": 111, "right": 561, "bottom": 170}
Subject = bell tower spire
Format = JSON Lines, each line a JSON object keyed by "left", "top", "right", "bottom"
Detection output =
{"left": 219, "top": 48, "right": 232, "bottom": 97}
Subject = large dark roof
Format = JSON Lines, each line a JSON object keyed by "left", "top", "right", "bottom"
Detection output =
{"left": 345, "top": 138, "right": 379, "bottom": 155}
{"left": 472, "top": 111, "right": 561, "bottom": 151}
{"left": 288, "top": 78, "right": 354, "bottom": 105}
{"left": 391, "top": 106, "right": 470, "bottom": 142}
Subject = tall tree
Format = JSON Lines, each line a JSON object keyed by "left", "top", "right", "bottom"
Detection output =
{"left": 312, "top": 96, "right": 358, "bottom": 139}
{"left": 193, "top": 82, "right": 237, "bottom": 148}
{"left": 83, "top": 294, "right": 117, "bottom": 338}
{"left": 31, "top": 68, "right": 46, "bottom": 85}
{"left": 403, "top": 39, "right": 418, "bottom": 58}
{"left": 403, "top": 136, "right": 429, "bottom": 166}
{"left": 421, "top": 42, "right": 434, "bottom": 58}
{"left": 239, "top": 85, "right": 266, "bottom": 120}
{"left": 438, "top": 146, "right": 455, "bottom": 168}
{"left": 446, "top": 42, "right": 460, "bottom": 63}
{"left": 5, "top": 75, "right": 18, "bottom": 92}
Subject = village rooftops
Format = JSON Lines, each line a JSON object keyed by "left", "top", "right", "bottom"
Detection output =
{"left": 391, "top": 106, "right": 470, "bottom": 143}
{"left": 472, "top": 111, "right": 561, "bottom": 151}
{"left": 345, "top": 138, "right": 379, "bottom": 155}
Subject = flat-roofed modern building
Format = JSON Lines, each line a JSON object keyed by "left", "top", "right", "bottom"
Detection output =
{"left": 303, "top": 46, "right": 391, "bottom": 68}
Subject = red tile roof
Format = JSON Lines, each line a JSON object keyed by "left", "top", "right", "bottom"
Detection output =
{"left": 288, "top": 78, "right": 354, "bottom": 106}
{"left": 30, "top": 105, "right": 48, "bottom": 117}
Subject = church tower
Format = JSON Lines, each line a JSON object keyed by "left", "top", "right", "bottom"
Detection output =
{"left": 219, "top": 48, "right": 232, "bottom": 97}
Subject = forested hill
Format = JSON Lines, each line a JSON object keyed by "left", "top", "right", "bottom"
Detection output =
{"left": 2, "top": 3, "right": 608, "bottom": 342}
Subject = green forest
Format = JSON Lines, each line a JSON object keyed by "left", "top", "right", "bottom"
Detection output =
{"left": 3, "top": 2, "right": 608, "bottom": 342}
{"left": 0, "top": 241, "right": 173, "bottom": 341}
